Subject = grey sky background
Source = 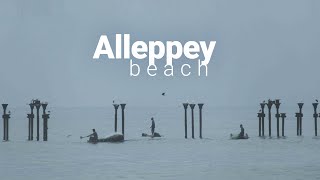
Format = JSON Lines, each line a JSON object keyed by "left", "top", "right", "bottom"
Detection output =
{"left": 0, "top": 0, "right": 319, "bottom": 108}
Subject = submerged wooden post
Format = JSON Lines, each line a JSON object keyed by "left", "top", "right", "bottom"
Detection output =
{"left": 267, "top": 100, "right": 274, "bottom": 137}
{"left": 190, "top": 104, "right": 195, "bottom": 139}
{"left": 2, "top": 104, "right": 10, "bottom": 141}
{"left": 27, "top": 103, "right": 35, "bottom": 140}
{"left": 260, "top": 103, "right": 266, "bottom": 136}
{"left": 312, "top": 103, "right": 318, "bottom": 136}
{"left": 183, "top": 103, "right": 189, "bottom": 139}
{"left": 41, "top": 103, "right": 50, "bottom": 141}
{"left": 281, "top": 113, "right": 286, "bottom": 137}
{"left": 120, "top": 104, "right": 126, "bottom": 138}
{"left": 34, "top": 100, "right": 41, "bottom": 141}
{"left": 113, "top": 104, "right": 119, "bottom": 132}
{"left": 198, "top": 103, "right": 204, "bottom": 139}
{"left": 274, "top": 99, "right": 281, "bottom": 138}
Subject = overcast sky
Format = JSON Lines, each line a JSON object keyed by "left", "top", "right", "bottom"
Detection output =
{"left": 0, "top": 0, "right": 319, "bottom": 108}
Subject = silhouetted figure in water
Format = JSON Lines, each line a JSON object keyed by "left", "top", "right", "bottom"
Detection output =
{"left": 89, "top": 129, "right": 98, "bottom": 142}
{"left": 239, "top": 124, "right": 245, "bottom": 138}
{"left": 150, "top": 117, "right": 155, "bottom": 135}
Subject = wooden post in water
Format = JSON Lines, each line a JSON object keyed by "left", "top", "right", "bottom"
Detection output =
{"left": 312, "top": 103, "right": 318, "bottom": 136}
{"left": 198, "top": 103, "right": 204, "bottom": 139}
{"left": 258, "top": 112, "right": 262, "bottom": 136}
{"left": 274, "top": 99, "right": 281, "bottom": 138}
{"left": 267, "top": 100, "right": 274, "bottom": 137}
{"left": 27, "top": 103, "right": 35, "bottom": 140}
{"left": 189, "top": 104, "right": 195, "bottom": 139}
{"left": 183, "top": 103, "right": 189, "bottom": 139}
{"left": 2, "top": 104, "right": 6, "bottom": 141}
{"left": 113, "top": 104, "right": 119, "bottom": 132}
{"left": 260, "top": 102, "right": 266, "bottom": 136}
{"left": 41, "top": 103, "right": 50, "bottom": 141}
{"left": 120, "top": 104, "right": 126, "bottom": 138}
{"left": 2, "top": 104, "right": 10, "bottom": 141}
{"left": 298, "top": 103, "right": 304, "bottom": 136}
{"left": 34, "top": 100, "right": 41, "bottom": 141}
{"left": 295, "top": 112, "right": 300, "bottom": 136}
{"left": 280, "top": 113, "right": 286, "bottom": 137}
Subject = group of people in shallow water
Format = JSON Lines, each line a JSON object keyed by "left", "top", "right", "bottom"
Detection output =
{"left": 85, "top": 119, "right": 246, "bottom": 141}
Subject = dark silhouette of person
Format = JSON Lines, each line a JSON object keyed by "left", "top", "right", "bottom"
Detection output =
{"left": 239, "top": 124, "right": 244, "bottom": 138}
{"left": 150, "top": 117, "right": 155, "bottom": 135}
{"left": 89, "top": 129, "right": 98, "bottom": 142}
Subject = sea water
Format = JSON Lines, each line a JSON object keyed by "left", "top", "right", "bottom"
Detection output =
{"left": 1, "top": 106, "right": 320, "bottom": 180}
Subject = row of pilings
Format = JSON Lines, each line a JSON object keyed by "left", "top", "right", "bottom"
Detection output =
{"left": 182, "top": 103, "right": 204, "bottom": 139}
{"left": 2, "top": 99, "right": 50, "bottom": 142}
{"left": 27, "top": 99, "right": 50, "bottom": 141}
{"left": 258, "top": 100, "right": 320, "bottom": 137}
{"left": 258, "top": 99, "right": 286, "bottom": 137}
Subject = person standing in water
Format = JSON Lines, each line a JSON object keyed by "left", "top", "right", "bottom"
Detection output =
{"left": 239, "top": 124, "right": 245, "bottom": 138}
{"left": 150, "top": 117, "right": 155, "bottom": 135}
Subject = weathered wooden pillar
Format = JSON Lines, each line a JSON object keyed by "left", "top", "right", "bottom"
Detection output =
{"left": 113, "top": 104, "right": 119, "bottom": 132}
{"left": 312, "top": 103, "right": 318, "bottom": 136}
{"left": 260, "top": 102, "right": 266, "bottom": 136}
{"left": 190, "top": 104, "right": 195, "bottom": 139}
{"left": 198, "top": 103, "right": 204, "bottom": 139}
{"left": 298, "top": 103, "right": 304, "bottom": 136}
{"left": 34, "top": 100, "right": 41, "bottom": 141}
{"left": 27, "top": 103, "right": 35, "bottom": 140}
{"left": 120, "top": 104, "right": 126, "bottom": 138}
{"left": 267, "top": 100, "right": 274, "bottom": 137}
{"left": 280, "top": 113, "right": 286, "bottom": 137}
{"left": 42, "top": 103, "right": 50, "bottom": 141}
{"left": 258, "top": 112, "right": 262, "bottom": 136}
{"left": 274, "top": 99, "right": 281, "bottom": 137}
{"left": 183, "top": 103, "right": 189, "bottom": 139}
{"left": 2, "top": 104, "right": 10, "bottom": 141}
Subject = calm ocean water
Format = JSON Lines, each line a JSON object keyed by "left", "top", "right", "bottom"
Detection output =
{"left": 1, "top": 106, "right": 320, "bottom": 180}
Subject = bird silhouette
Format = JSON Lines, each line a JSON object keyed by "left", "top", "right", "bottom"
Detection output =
{"left": 162, "top": 92, "right": 165, "bottom": 96}
{"left": 316, "top": 99, "right": 319, "bottom": 103}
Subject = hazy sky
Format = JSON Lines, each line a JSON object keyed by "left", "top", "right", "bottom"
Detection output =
{"left": 0, "top": 0, "right": 320, "bottom": 107}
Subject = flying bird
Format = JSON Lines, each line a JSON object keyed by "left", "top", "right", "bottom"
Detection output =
{"left": 316, "top": 99, "right": 318, "bottom": 103}
{"left": 162, "top": 92, "right": 166, "bottom": 96}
